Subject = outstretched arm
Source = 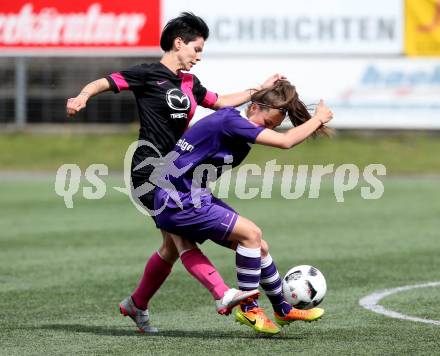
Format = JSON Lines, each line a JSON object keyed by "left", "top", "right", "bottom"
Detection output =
{"left": 212, "top": 73, "right": 287, "bottom": 109}
{"left": 255, "top": 100, "right": 333, "bottom": 149}
{"left": 66, "top": 78, "right": 111, "bottom": 117}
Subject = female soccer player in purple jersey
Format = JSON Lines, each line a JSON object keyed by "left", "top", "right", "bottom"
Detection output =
{"left": 154, "top": 81, "right": 333, "bottom": 335}
{"left": 66, "top": 12, "right": 283, "bottom": 332}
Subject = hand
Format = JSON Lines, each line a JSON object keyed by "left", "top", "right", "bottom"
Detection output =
{"left": 260, "top": 73, "right": 287, "bottom": 90}
{"left": 314, "top": 100, "right": 333, "bottom": 124}
{"left": 66, "top": 93, "right": 88, "bottom": 117}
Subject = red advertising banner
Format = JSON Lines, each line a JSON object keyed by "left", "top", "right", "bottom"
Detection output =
{"left": 0, "top": 0, "right": 161, "bottom": 55}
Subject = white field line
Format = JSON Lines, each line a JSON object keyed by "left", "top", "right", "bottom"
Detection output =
{"left": 359, "top": 282, "right": 440, "bottom": 326}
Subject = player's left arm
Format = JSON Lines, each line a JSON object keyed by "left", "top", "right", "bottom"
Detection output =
{"left": 255, "top": 100, "right": 333, "bottom": 149}
{"left": 212, "top": 74, "right": 287, "bottom": 109}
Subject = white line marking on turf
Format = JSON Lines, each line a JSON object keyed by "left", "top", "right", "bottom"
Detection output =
{"left": 359, "top": 282, "right": 440, "bottom": 326}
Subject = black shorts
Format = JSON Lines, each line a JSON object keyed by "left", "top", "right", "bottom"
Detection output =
{"left": 131, "top": 172, "right": 155, "bottom": 211}
{"left": 130, "top": 164, "right": 160, "bottom": 227}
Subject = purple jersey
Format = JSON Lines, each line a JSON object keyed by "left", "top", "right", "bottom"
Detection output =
{"left": 161, "top": 107, "right": 265, "bottom": 194}
{"left": 154, "top": 107, "right": 265, "bottom": 243}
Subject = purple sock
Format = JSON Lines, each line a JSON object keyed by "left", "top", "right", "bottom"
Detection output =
{"left": 260, "top": 254, "right": 292, "bottom": 316}
{"left": 236, "top": 244, "right": 261, "bottom": 312}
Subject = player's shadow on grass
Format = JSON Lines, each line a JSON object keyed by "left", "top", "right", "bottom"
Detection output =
{"left": 39, "top": 324, "right": 301, "bottom": 339}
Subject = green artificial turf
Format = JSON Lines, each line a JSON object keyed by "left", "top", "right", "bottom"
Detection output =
{"left": 1, "top": 177, "right": 439, "bottom": 355}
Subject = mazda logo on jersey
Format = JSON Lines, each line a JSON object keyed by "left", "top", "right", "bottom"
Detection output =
{"left": 166, "top": 88, "right": 190, "bottom": 111}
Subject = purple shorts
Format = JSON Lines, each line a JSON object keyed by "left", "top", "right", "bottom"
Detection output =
{"left": 154, "top": 190, "right": 238, "bottom": 244}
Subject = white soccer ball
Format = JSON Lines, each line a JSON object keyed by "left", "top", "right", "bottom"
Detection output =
{"left": 282, "top": 265, "right": 327, "bottom": 309}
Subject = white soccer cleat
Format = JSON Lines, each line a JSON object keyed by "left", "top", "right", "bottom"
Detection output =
{"left": 119, "top": 296, "right": 159, "bottom": 333}
{"left": 215, "top": 288, "right": 260, "bottom": 315}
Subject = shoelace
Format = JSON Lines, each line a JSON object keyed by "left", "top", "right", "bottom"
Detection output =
{"left": 240, "top": 296, "right": 259, "bottom": 313}
{"left": 241, "top": 296, "right": 258, "bottom": 304}
{"left": 136, "top": 314, "right": 151, "bottom": 327}
{"left": 248, "top": 307, "right": 272, "bottom": 322}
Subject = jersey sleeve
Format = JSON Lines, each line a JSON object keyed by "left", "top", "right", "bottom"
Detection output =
{"left": 192, "top": 75, "right": 218, "bottom": 108}
{"left": 222, "top": 108, "right": 265, "bottom": 143}
{"left": 106, "top": 64, "right": 150, "bottom": 93}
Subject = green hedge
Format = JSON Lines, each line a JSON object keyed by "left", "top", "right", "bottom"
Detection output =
{"left": 1, "top": 132, "right": 439, "bottom": 174}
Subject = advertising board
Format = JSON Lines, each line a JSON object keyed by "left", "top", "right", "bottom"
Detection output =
{"left": 405, "top": 0, "right": 440, "bottom": 56}
{"left": 191, "top": 57, "right": 440, "bottom": 129}
{"left": 0, "top": 0, "right": 161, "bottom": 55}
{"left": 163, "top": 0, "right": 404, "bottom": 55}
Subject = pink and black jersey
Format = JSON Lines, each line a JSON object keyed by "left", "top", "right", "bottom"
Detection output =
{"left": 106, "top": 62, "right": 217, "bottom": 162}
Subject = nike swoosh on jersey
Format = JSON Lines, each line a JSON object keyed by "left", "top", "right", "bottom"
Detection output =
{"left": 156, "top": 80, "right": 167, "bottom": 85}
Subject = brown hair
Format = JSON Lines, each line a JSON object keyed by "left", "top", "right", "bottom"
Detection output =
{"left": 250, "top": 81, "right": 332, "bottom": 137}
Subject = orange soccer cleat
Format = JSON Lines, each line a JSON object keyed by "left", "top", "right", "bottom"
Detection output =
{"left": 235, "top": 307, "right": 280, "bottom": 335}
{"left": 274, "top": 307, "right": 324, "bottom": 326}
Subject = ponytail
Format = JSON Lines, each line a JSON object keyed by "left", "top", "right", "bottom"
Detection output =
{"left": 250, "top": 81, "right": 332, "bottom": 137}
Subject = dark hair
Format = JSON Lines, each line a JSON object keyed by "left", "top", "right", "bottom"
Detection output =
{"left": 250, "top": 81, "right": 332, "bottom": 137}
{"left": 160, "top": 12, "right": 209, "bottom": 51}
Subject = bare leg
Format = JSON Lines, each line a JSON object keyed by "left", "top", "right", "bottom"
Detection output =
{"left": 158, "top": 230, "right": 179, "bottom": 264}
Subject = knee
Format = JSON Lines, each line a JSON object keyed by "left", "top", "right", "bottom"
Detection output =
{"left": 246, "top": 224, "right": 262, "bottom": 247}
{"left": 260, "top": 239, "right": 270, "bottom": 258}
{"left": 168, "top": 233, "right": 196, "bottom": 254}
{"left": 158, "top": 242, "right": 179, "bottom": 264}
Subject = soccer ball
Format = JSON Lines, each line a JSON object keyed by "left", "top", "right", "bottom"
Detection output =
{"left": 282, "top": 265, "right": 327, "bottom": 309}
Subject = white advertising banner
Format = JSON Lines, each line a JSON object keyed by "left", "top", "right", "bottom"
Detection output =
{"left": 191, "top": 57, "right": 440, "bottom": 129}
{"left": 163, "top": 0, "right": 404, "bottom": 54}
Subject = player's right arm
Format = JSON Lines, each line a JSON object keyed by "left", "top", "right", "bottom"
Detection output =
{"left": 66, "top": 65, "right": 149, "bottom": 117}
{"left": 255, "top": 100, "right": 333, "bottom": 149}
{"left": 66, "top": 78, "right": 111, "bottom": 117}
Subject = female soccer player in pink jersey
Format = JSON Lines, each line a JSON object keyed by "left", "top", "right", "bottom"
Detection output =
{"left": 66, "top": 12, "right": 284, "bottom": 332}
